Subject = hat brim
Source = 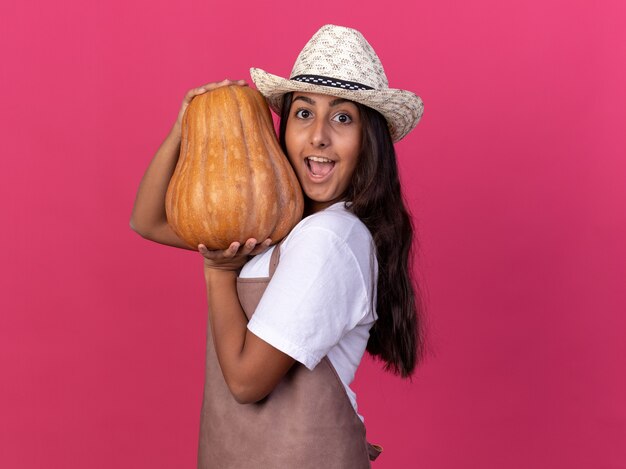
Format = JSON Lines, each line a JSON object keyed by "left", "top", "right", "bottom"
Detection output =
{"left": 250, "top": 67, "right": 423, "bottom": 142}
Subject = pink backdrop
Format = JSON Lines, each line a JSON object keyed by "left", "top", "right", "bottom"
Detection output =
{"left": 1, "top": 0, "right": 625, "bottom": 467}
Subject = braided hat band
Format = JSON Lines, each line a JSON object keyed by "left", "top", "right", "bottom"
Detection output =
{"left": 250, "top": 24, "right": 424, "bottom": 142}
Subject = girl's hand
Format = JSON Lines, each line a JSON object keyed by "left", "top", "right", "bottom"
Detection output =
{"left": 173, "top": 79, "right": 248, "bottom": 135}
{"left": 199, "top": 238, "right": 272, "bottom": 272}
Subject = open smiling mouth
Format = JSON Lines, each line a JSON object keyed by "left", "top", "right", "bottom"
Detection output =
{"left": 305, "top": 156, "right": 336, "bottom": 179}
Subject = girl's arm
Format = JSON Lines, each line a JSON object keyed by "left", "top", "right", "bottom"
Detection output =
{"left": 129, "top": 79, "right": 247, "bottom": 249}
{"left": 200, "top": 241, "right": 296, "bottom": 404}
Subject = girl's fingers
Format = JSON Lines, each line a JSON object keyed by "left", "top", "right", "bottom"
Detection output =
{"left": 224, "top": 242, "right": 240, "bottom": 257}
{"left": 199, "top": 242, "right": 244, "bottom": 257}
{"left": 199, "top": 237, "right": 267, "bottom": 260}
{"left": 239, "top": 238, "right": 257, "bottom": 256}
{"left": 187, "top": 79, "right": 247, "bottom": 99}
{"left": 249, "top": 238, "right": 272, "bottom": 256}
{"left": 198, "top": 244, "right": 218, "bottom": 259}
{"left": 198, "top": 243, "right": 237, "bottom": 259}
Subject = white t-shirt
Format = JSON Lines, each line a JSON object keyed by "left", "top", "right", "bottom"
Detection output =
{"left": 240, "top": 202, "right": 378, "bottom": 421}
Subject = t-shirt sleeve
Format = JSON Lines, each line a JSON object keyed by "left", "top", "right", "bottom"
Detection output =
{"left": 246, "top": 225, "right": 372, "bottom": 370}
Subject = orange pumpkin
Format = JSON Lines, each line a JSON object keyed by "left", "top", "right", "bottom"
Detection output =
{"left": 165, "top": 85, "right": 303, "bottom": 250}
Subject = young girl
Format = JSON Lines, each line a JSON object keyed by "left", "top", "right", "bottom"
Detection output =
{"left": 131, "top": 24, "right": 426, "bottom": 468}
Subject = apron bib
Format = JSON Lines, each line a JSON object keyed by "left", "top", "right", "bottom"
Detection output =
{"left": 197, "top": 241, "right": 382, "bottom": 468}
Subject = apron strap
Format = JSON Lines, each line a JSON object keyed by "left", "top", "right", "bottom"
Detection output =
{"left": 268, "top": 238, "right": 286, "bottom": 277}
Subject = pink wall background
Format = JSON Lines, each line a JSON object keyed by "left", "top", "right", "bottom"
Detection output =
{"left": 1, "top": 0, "right": 625, "bottom": 467}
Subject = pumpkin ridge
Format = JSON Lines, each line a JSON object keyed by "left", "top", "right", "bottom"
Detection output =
{"left": 204, "top": 92, "right": 218, "bottom": 245}
{"left": 212, "top": 91, "right": 229, "bottom": 246}
{"left": 238, "top": 90, "right": 259, "bottom": 241}
{"left": 237, "top": 88, "right": 275, "bottom": 242}
{"left": 255, "top": 94, "right": 297, "bottom": 241}
{"left": 182, "top": 99, "right": 196, "bottom": 246}
{"left": 184, "top": 100, "right": 198, "bottom": 245}
{"left": 205, "top": 92, "right": 218, "bottom": 246}
{"left": 230, "top": 86, "right": 255, "bottom": 243}
{"left": 252, "top": 93, "right": 281, "bottom": 238}
{"left": 226, "top": 87, "right": 246, "bottom": 243}
{"left": 197, "top": 94, "right": 209, "bottom": 248}
{"left": 208, "top": 94, "right": 220, "bottom": 245}
{"left": 189, "top": 98, "right": 205, "bottom": 246}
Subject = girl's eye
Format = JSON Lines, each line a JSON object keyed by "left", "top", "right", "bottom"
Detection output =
{"left": 333, "top": 113, "right": 352, "bottom": 124}
{"left": 295, "top": 109, "right": 312, "bottom": 119}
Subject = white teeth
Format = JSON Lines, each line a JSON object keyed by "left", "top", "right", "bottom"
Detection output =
{"left": 307, "top": 156, "right": 334, "bottom": 163}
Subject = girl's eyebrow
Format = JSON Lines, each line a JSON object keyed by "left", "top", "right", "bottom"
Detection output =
{"left": 293, "top": 95, "right": 315, "bottom": 105}
{"left": 293, "top": 96, "right": 352, "bottom": 107}
{"left": 329, "top": 98, "right": 350, "bottom": 107}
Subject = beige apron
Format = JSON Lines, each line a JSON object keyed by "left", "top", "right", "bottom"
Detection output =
{"left": 198, "top": 241, "right": 382, "bottom": 468}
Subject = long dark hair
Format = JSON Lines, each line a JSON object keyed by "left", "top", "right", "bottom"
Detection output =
{"left": 279, "top": 92, "right": 427, "bottom": 378}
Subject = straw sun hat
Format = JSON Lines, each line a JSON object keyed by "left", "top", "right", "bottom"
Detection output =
{"left": 250, "top": 24, "right": 424, "bottom": 142}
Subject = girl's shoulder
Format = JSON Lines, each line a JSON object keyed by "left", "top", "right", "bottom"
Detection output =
{"left": 241, "top": 202, "right": 376, "bottom": 279}
{"left": 288, "top": 202, "right": 372, "bottom": 248}
{"left": 278, "top": 203, "right": 377, "bottom": 279}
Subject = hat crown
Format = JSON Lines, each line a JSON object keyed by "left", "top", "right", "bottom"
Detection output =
{"left": 289, "top": 25, "right": 389, "bottom": 90}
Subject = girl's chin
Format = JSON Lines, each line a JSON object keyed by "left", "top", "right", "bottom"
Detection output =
{"left": 303, "top": 194, "right": 342, "bottom": 212}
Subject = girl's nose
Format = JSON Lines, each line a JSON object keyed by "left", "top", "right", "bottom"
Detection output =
{"left": 310, "top": 119, "right": 331, "bottom": 148}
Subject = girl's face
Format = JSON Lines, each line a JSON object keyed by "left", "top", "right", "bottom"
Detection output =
{"left": 285, "top": 92, "right": 362, "bottom": 214}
